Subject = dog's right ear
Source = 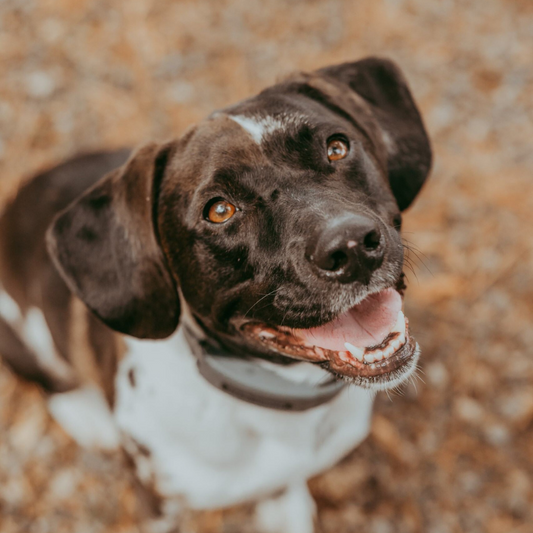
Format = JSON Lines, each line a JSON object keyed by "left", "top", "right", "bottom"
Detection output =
{"left": 47, "top": 142, "right": 180, "bottom": 339}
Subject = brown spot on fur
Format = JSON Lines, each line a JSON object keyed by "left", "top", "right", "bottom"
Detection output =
{"left": 128, "top": 368, "right": 136, "bottom": 388}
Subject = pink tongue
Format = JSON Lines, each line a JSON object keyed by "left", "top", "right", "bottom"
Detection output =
{"left": 293, "top": 289, "right": 402, "bottom": 351}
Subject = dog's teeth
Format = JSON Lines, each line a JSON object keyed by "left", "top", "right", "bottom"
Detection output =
{"left": 259, "top": 330, "right": 276, "bottom": 339}
{"left": 394, "top": 311, "right": 406, "bottom": 335}
{"left": 390, "top": 339, "right": 401, "bottom": 352}
{"left": 344, "top": 342, "right": 364, "bottom": 362}
{"left": 314, "top": 347, "right": 326, "bottom": 358}
{"left": 364, "top": 351, "right": 376, "bottom": 363}
{"left": 339, "top": 351, "right": 352, "bottom": 363}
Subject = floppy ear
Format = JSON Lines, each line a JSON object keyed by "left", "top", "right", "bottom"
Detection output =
{"left": 47, "top": 142, "right": 180, "bottom": 339}
{"left": 319, "top": 57, "right": 432, "bottom": 211}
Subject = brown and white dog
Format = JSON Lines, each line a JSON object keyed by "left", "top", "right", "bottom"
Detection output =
{"left": 0, "top": 57, "right": 431, "bottom": 532}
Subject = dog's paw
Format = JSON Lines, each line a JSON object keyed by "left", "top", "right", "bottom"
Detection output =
{"left": 255, "top": 482, "right": 317, "bottom": 533}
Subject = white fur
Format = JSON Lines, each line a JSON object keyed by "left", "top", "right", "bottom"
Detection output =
{"left": 255, "top": 482, "right": 316, "bottom": 533}
{"left": 230, "top": 114, "right": 305, "bottom": 144}
{"left": 22, "top": 307, "right": 75, "bottom": 381}
{"left": 22, "top": 308, "right": 64, "bottom": 371}
{"left": 48, "top": 386, "right": 120, "bottom": 450}
{"left": 114, "top": 328, "right": 373, "bottom": 517}
{"left": 0, "top": 292, "right": 116, "bottom": 450}
{"left": 0, "top": 290, "right": 22, "bottom": 324}
{"left": 0, "top": 291, "right": 73, "bottom": 382}
{"left": 257, "top": 358, "right": 333, "bottom": 385}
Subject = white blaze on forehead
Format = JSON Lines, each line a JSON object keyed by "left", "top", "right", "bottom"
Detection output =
{"left": 229, "top": 113, "right": 305, "bottom": 144}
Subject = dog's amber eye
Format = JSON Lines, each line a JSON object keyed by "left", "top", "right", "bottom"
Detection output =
{"left": 327, "top": 138, "right": 349, "bottom": 161}
{"left": 206, "top": 199, "right": 236, "bottom": 224}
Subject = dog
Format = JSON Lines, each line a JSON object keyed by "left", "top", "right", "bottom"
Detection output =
{"left": 0, "top": 57, "right": 431, "bottom": 532}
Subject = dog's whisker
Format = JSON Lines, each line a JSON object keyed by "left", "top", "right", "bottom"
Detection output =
{"left": 385, "top": 388, "right": 394, "bottom": 403}
{"left": 413, "top": 365, "right": 426, "bottom": 385}
{"left": 402, "top": 252, "right": 425, "bottom": 282}
{"left": 402, "top": 238, "right": 431, "bottom": 262}
{"left": 402, "top": 240, "right": 433, "bottom": 276}
{"left": 243, "top": 288, "right": 282, "bottom": 319}
{"left": 402, "top": 258, "right": 420, "bottom": 284}
{"left": 408, "top": 374, "right": 418, "bottom": 395}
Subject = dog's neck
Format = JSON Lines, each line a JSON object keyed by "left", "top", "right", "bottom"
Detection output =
{"left": 179, "top": 308, "right": 346, "bottom": 411}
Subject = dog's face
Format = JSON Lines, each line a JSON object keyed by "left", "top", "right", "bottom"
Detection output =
{"left": 48, "top": 58, "right": 431, "bottom": 390}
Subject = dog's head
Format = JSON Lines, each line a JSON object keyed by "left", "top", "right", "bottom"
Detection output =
{"left": 48, "top": 58, "right": 431, "bottom": 390}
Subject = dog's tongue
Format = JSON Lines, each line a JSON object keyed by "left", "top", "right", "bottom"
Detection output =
{"left": 293, "top": 288, "right": 402, "bottom": 351}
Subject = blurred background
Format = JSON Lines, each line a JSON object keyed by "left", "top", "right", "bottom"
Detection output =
{"left": 1, "top": 0, "right": 533, "bottom": 532}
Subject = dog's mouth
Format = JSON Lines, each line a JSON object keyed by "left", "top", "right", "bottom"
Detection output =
{"left": 242, "top": 286, "right": 419, "bottom": 389}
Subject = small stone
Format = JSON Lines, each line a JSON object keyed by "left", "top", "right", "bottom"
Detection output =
{"left": 25, "top": 71, "right": 56, "bottom": 99}
{"left": 455, "top": 397, "right": 485, "bottom": 424}
{"left": 168, "top": 81, "right": 195, "bottom": 104}
{"left": 49, "top": 468, "right": 80, "bottom": 500}
{"left": 484, "top": 423, "right": 511, "bottom": 447}
{"left": 426, "top": 361, "right": 449, "bottom": 389}
{"left": 371, "top": 517, "right": 393, "bottom": 533}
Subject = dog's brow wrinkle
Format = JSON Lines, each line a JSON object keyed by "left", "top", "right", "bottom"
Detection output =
{"left": 229, "top": 114, "right": 306, "bottom": 144}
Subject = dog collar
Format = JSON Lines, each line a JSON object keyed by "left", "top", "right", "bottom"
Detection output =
{"left": 183, "top": 326, "right": 346, "bottom": 411}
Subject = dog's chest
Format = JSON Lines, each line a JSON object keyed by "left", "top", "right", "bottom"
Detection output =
{"left": 114, "top": 330, "right": 373, "bottom": 509}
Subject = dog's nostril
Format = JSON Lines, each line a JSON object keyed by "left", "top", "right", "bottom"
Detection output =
{"left": 329, "top": 250, "right": 348, "bottom": 271}
{"left": 363, "top": 229, "right": 381, "bottom": 251}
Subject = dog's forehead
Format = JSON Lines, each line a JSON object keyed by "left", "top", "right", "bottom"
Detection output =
{"left": 203, "top": 88, "right": 328, "bottom": 148}
{"left": 179, "top": 105, "right": 311, "bottom": 173}
{"left": 226, "top": 113, "right": 309, "bottom": 145}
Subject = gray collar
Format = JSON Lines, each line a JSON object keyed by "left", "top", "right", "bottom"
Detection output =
{"left": 184, "top": 326, "right": 346, "bottom": 411}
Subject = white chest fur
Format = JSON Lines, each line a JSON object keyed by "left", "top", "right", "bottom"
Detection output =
{"left": 114, "top": 329, "right": 374, "bottom": 509}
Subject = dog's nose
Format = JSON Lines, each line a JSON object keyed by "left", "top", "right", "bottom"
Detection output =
{"left": 306, "top": 214, "right": 384, "bottom": 283}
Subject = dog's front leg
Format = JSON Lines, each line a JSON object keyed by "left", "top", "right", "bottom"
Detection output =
{"left": 255, "top": 482, "right": 317, "bottom": 533}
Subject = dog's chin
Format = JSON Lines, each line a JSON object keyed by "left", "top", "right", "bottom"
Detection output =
{"left": 240, "top": 285, "right": 420, "bottom": 391}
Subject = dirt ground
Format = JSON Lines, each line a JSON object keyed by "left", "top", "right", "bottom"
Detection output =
{"left": 1, "top": 0, "right": 533, "bottom": 532}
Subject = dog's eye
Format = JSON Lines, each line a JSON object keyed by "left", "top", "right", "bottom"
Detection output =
{"left": 206, "top": 199, "right": 237, "bottom": 224}
{"left": 327, "top": 138, "right": 349, "bottom": 162}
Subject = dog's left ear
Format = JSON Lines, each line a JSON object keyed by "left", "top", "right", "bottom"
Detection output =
{"left": 318, "top": 57, "right": 432, "bottom": 211}
{"left": 47, "top": 142, "right": 180, "bottom": 339}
